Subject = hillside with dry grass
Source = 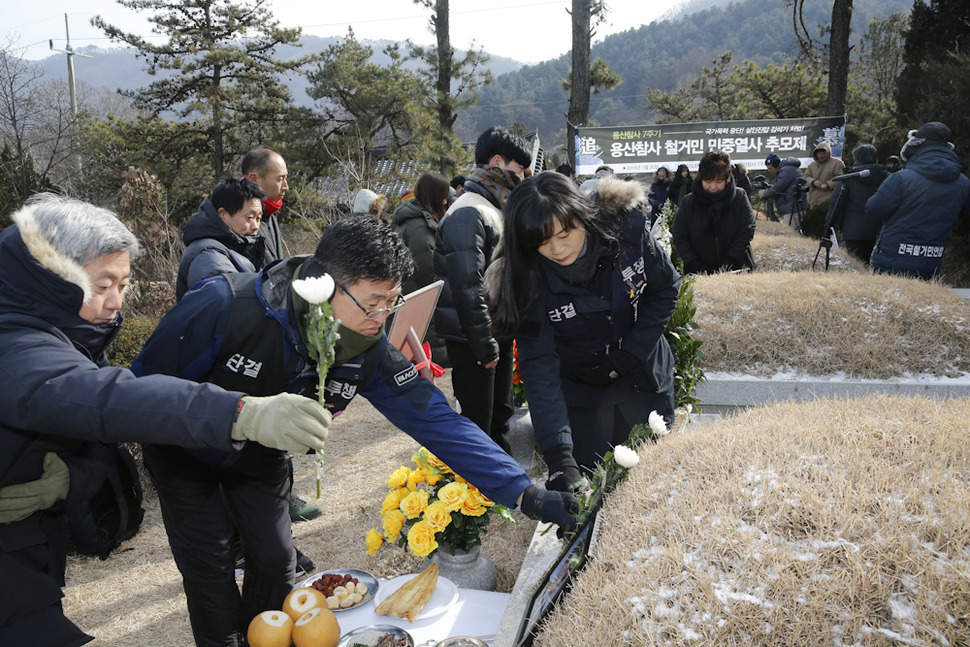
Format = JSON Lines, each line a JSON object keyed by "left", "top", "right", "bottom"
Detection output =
{"left": 533, "top": 395, "right": 970, "bottom": 646}
{"left": 689, "top": 220, "right": 970, "bottom": 380}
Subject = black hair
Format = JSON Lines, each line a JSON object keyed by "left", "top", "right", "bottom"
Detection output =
{"left": 414, "top": 171, "right": 450, "bottom": 221}
{"left": 852, "top": 144, "right": 878, "bottom": 166}
{"left": 490, "top": 172, "right": 609, "bottom": 340}
{"left": 697, "top": 150, "right": 732, "bottom": 181}
{"left": 474, "top": 126, "right": 533, "bottom": 168}
{"left": 241, "top": 145, "right": 281, "bottom": 176}
{"left": 555, "top": 162, "right": 574, "bottom": 177}
{"left": 312, "top": 215, "right": 415, "bottom": 288}
{"left": 209, "top": 177, "right": 267, "bottom": 215}
{"left": 450, "top": 175, "right": 466, "bottom": 189}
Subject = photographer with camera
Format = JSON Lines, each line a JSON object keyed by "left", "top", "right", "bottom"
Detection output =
{"left": 758, "top": 153, "right": 803, "bottom": 228}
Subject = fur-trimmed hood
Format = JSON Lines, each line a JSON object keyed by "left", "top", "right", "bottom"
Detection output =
{"left": 589, "top": 176, "right": 647, "bottom": 218}
{"left": 0, "top": 206, "right": 93, "bottom": 326}
{"left": 13, "top": 202, "right": 93, "bottom": 303}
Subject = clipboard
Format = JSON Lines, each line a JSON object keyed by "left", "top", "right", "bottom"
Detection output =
{"left": 387, "top": 280, "right": 444, "bottom": 378}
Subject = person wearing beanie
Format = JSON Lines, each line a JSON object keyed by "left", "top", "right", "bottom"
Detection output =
{"left": 759, "top": 152, "right": 803, "bottom": 227}
{"left": 823, "top": 144, "right": 889, "bottom": 265}
{"left": 802, "top": 140, "right": 845, "bottom": 207}
{"left": 352, "top": 188, "right": 389, "bottom": 220}
{"left": 866, "top": 122, "right": 970, "bottom": 278}
{"left": 886, "top": 155, "right": 902, "bottom": 173}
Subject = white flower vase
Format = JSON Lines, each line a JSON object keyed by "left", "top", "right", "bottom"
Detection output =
{"left": 423, "top": 543, "right": 497, "bottom": 591}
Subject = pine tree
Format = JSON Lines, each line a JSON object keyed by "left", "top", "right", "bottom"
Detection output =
{"left": 93, "top": 0, "right": 315, "bottom": 178}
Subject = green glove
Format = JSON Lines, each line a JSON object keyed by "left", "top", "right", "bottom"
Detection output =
{"left": 231, "top": 393, "right": 331, "bottom": 453}
{"left": 0, "top": 452, "right": 70, "bottom": 523}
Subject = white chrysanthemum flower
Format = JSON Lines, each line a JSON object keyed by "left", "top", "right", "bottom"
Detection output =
{"left": 648, "top": 410, "right": 669, "bottom": 435}
{"left": 292, "top": 274, "right": 335, "bottom": 305}
{"left": 613, "top": 445, "right": 639, "bottom": 469}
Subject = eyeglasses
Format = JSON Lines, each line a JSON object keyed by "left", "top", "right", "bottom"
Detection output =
{"left": 336, "top": 282, "right": 406, "bottom": 320}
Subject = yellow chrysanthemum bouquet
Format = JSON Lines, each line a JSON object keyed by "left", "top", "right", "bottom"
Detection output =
{"left": 366, "top": 447, "right": 513, "bottom": 558}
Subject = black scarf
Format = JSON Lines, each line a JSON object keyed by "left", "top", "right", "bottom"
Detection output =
{"left": 541, "top": 230, "right": 610, "bottom": 285}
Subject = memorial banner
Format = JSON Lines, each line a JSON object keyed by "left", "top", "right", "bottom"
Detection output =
{"left": 575, "top": 116, "right": 846, "bottom": 175}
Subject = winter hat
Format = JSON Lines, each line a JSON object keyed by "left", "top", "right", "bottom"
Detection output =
{"left": 352, "top": 189, "right": 379, "bottom": 215}
{"left": 900, "top": 121, "right": 954, "bottom": 161}
{"left": 765, "top": 153, "right": 781, "bottom": 168}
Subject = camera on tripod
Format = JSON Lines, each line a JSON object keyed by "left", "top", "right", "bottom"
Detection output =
{"left": 753, "top": 174, "right": 771, "bottom": 191}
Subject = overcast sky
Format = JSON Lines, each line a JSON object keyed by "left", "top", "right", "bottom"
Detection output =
{"left": 7, "top": 0, "right": 684, "bottom": 64}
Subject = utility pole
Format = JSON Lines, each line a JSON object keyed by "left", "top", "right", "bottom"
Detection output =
{"left": 50, "top": 14, "right": 92, "bottom": 177}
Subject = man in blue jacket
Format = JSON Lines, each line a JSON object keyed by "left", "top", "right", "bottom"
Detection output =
{"left": 759, "top": 152, "right": 804, "bottom": 227}
{"left": 0, "top": 194, "right": 330, "bottom": 647}
{"left": 133, "top": 216, "right": 576, "bottom": 647}
{"left": 866, "top": 122, "right": 970, "bottom": 279}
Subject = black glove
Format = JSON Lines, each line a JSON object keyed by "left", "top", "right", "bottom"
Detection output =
{"left": 520, "top": 484, "right": 578, "bottom": 530}
{"left": 583, "top": 362, "right": 619, "bottom": 386}
{"left": 683, "top": 259, "right": 707, "bottom": 275}
{"left": 608, "top": 349, "right": 640, "bottom": 376}
{"left": 544, "top": 444, "right": 583, "bottom": 492}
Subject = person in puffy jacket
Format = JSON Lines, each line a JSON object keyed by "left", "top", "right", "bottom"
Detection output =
{"left": 433, "top": 126, "right": 534, "bottom": 453}
{"left": 760, "top": 153, "right": 804, "bottom": 227}
{"left": 133, "top": 215, "right": 577, "bottom": 647}
{"left": 802, "top": 140, "right": 845, "bottom": 207}
{"left": 866, "top": 122, "right": 970, "bottom": 279}
{"left": 176, "top": 177, "right": 266, "bottom": 300}
{"left": 823, "top": 144, "right": 889, "bottom": 264}
{"left": 489, "top": 173, "right": 679, "bottom": 491}
{"left": 673, "top": 150, "right": 756, "bottom": 274}
{"left": 0, "top": 194, "right": 329, "bottom": 647}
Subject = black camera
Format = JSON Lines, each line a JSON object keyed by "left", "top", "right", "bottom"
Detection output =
{"left": 753, "top": 174, "right": 771, "bottom": 191}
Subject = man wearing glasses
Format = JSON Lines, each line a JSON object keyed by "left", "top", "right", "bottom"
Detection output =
{"left": 131, "top": 216, "right": 577, "bottom": 647}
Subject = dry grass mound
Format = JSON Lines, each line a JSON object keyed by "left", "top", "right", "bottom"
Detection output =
{"left": 751, "top": 219, "right": 865, "bottom": 273}
{"left": 534, "top": 394, "right": 970, "bottom": 647}
{"left": 693, "top": 271, "right": 970, "bottom": 379}
{"left": 62, "top": 373, "right": 539, "bottom": 646}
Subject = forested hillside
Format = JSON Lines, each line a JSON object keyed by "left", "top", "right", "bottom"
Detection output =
{"left": 455, "top": 0, "right": 913, "bottom": 149}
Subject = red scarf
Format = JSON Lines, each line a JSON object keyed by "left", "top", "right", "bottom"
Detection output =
{"left": 264, "top": 197, "right": 283, "bottom": 216}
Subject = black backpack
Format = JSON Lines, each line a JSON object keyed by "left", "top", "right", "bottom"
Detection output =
{"left": 66, "top": 443, "right": 145, "bottom": 559}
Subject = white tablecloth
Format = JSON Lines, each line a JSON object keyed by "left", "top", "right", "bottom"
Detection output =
{"left": 335, "top": 581, "right": 509, "bottom": 645}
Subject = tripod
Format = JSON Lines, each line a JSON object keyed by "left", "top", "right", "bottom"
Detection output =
{"left": 787, "top": 178, "right": 809, "bottom": 235}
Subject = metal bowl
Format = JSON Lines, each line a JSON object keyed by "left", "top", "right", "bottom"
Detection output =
{"left": 335, "top": 624, "right": 414, "bottom": 647}
{"left": 435, "top": 638, "right": 489, "bottom": 647}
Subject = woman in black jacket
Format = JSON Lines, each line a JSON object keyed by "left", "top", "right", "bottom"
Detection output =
{"left": 489, "top": 173, "right": 679, "bottom": 490}
{"left": 669, "top": 164, "right": 693, "bottom": 207}
{"left": 672, "top": 150, "right": 756, "bottom": 274}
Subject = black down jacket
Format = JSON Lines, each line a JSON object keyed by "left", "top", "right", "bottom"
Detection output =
{"left": 433, "top": 181, "right": 504, "bottom": 364}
